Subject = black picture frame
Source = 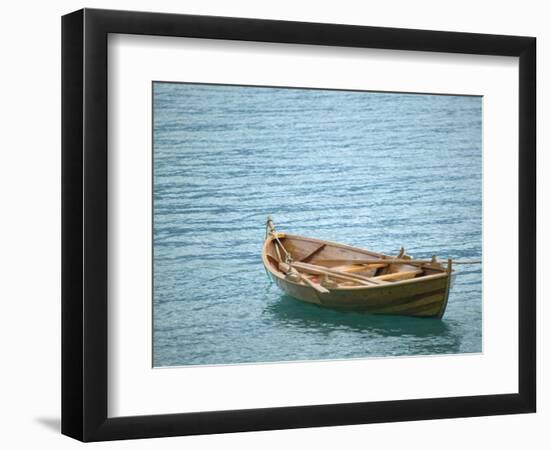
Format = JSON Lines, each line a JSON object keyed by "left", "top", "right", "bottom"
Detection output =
{"left": 61, "top": 8, "right": 536, "bottom": 442}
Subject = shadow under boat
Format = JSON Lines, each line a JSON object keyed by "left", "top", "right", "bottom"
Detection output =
{"left": 266, "top": 294, "right": 462, "bottom": 345}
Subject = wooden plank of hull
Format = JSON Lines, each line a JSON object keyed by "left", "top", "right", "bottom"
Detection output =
{"left": 319, "top": 286, "right": 447, "bottom": 316}
{"left": 369, "top": 293, "right": 445, "bottom": 315}
{"left": 321, "top": 276, "right": 447, "bottom": 307}
{"left": 272, "top": 274, "right": 323, "bottom": 305}
{"left": 320, "top": 286, "right": 447, "bottom": 318}
{"left": 408, "top": 303, "right": 445, "bottom": 317}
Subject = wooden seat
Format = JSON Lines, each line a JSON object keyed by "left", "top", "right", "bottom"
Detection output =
{"left": 373, "top": 270, "right": 422, "bottom": 281}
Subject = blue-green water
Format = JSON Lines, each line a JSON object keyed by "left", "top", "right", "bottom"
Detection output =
{"left": 153, "top": 82, "right": 482, "bottom": 367}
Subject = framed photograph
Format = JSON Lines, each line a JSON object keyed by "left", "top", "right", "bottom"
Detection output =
{"left": 61, "top": 8, "right": 536, "bottom": 441}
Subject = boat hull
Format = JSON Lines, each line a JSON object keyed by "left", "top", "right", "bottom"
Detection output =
{"left": 269, "top": 271, "right": 450, "bottom": 318}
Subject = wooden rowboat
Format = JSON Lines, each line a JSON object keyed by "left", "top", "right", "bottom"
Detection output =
{"left": 262, "top": 218, "right": 454, "bottom": 319}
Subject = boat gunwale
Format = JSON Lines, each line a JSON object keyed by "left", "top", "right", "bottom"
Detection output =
{"left": 261, "top": 233, "right": 449, "bottom": 292}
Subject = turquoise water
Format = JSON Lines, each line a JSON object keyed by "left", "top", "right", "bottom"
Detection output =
{"left": 153, "top": 82, "right": 482, "bottom": 367}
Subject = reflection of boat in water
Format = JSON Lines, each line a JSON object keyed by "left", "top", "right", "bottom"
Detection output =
{"left": 268, "top": 295, "right": 455, "bottom": 341}
{"left": 262, "top": 217, "right": 461, "bottom": 319}
{"left": 266, "top": 295, "right": 464, "bottom": 356}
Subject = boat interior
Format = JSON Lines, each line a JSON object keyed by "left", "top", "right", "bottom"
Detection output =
{"left": 264, "top": 234, "right": 446, "bottom": 290}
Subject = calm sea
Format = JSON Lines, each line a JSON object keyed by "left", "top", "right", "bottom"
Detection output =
{"left": 153, "top": 82, "right": 482, "bottom": 367}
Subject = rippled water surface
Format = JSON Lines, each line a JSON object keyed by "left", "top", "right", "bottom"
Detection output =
{"left": 153, "top": 82, "right": 482, "bottom": 367}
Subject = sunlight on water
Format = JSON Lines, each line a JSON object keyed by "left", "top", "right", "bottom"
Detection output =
{"left": 153, "top": 83, "right": 482, "bottom": 367}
